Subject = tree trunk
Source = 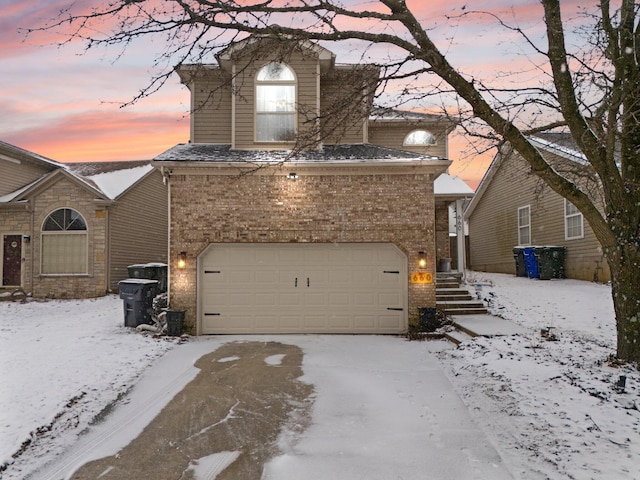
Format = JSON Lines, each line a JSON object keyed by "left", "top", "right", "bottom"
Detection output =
{"left": 607, "top": 242, "right": 640, "bottom": 363}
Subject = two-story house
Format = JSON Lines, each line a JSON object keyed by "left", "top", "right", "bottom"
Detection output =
{"left": 153, "top": 35, "right": 464, "bottom": 334}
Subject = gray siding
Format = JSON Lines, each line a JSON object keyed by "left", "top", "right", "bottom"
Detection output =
{"left": 191, "top": 68, "right": 233, "bottom": 144}
{"left": 107, "top": 170, "right": 168, "bottom": 291}
{"left": 368, "top": 123, "right": 448, "bottom": 158}
{"left": 468, "top": 150, "right": 610, "bottom": 282}
{"left": 0, "top": 159, "right": 52, "bottom": 196}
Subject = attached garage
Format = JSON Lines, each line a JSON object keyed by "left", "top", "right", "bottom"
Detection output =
{"left": 198, "top": 243, "right": 407, "bottom": 334}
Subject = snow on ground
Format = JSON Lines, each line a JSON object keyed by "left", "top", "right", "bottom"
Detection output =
{"left": 0, "top": 296, "right": 178, "bottom": 477}
{"left": 1, "top": 274, "right": 639, "bottom": 479}
{"left": 439, "top": 272, "right": 639, "bottom": 479}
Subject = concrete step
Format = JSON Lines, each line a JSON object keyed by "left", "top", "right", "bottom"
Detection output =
{"left": 435, "top": 281, "right": 460, "bottom": 289}
{"left": 437, "top": 303, "right": 489, "bottom": 315}
{"left": 443, "top": 329, "right": 475, "bottom": 346}
{"left": 436, "top": 287, "right": 473, "bottom": 296}
{"left": 437, "top": 294, "right": 474, "bottom": 302}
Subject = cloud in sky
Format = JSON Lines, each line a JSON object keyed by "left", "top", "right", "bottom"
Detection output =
{"left": 1, "top": 0, "right": 589, "bottom": 187}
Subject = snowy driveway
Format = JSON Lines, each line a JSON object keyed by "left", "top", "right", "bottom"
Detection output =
{"left": 31, "top": 335, "right": 513, "bottom": 480}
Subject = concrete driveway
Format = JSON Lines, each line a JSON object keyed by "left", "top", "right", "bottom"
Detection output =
{"left": 33, "top": 336, "right": 514, "bottom": 480}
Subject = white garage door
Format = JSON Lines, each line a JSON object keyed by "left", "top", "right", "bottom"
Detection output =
{"left": 199, "top": 243, "right": 407, "bottom": 334}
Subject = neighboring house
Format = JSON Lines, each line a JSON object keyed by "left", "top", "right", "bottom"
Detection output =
{"left": 153, "top": 35, "right": 469, "bottom": 335}
{"left": 0, "top": 141, "right": 168, "bottom": 298}
{"left": 465, "top": 133, "right": 610, "bottom": 282}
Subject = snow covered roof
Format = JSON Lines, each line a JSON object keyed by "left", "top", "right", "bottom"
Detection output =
{"left": 83, "top": 164, "right": 155, "bottom": 200}
{"left": 434, "top": 173, "right": 474, "bottom": 197}
{"left": 369, "top": 106, "right": 454, "bottom": 124}
{"left": 154, "top": 143, "right": 447, "bottom": 164}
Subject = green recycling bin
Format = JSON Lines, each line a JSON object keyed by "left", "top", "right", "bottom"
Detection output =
{"left": 534, "top": 246, "right": 566, "bottom": 280}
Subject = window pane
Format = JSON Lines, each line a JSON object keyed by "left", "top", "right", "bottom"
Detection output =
{"left": 566, "top": 216, "right": 581, "bottom": 238}
{"left": 404, "top": 130, "right": 435, "bottom": 145}
{"left": 41, "top": 233, "right": 87, "bottom": 274}
{"left": 256, "top": 85, "right": 295, "bottom": 112}
{"left": 256, "top": 114, "right": 296, "bottom": 141}
{"left": 43, "top": 208, "right": 87, "bottom": 231}
{"left": 519, "top": 226, "right": 530, "bottom": 245}
{"left": 257, "top": 63, "right": 295, "bottom": 81}
{"left": 566, "top": 201, "right": 579, "bottom": 216}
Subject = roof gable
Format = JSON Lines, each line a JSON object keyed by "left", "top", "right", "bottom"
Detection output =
{"left": 0, "top": 140, "right": 65, "bottom": 171}
{"left": 464, "top": 134, "right": 588, "bottom": 219}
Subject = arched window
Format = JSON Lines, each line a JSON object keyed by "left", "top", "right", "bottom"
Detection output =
{"left": 255, "top": 62, "right": 296, "bottom": 142}
{"left": 403, "top": 129, "right": 436, "bottom": 146}
{"left": 41, "top": 208, "right": 88, "bottom": 274}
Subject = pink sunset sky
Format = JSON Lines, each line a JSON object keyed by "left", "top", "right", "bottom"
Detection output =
{"left": 1, "top": 0, "right": 586, "bottom": 189}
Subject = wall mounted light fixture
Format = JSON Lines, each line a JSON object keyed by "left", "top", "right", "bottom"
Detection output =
{"left": 287, "top": 172, "right": 298, "bottom": 179}
{"left": 23, "top": 234, "right": 31, "bottom": 243}
{"left": 178, "top": 251, "right": 187, "bottom": 269}
{"left": 418, "top": 251, "right": 427, "bottom": 268}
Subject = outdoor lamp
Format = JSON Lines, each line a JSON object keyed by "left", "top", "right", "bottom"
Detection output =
{"left": 287, "top": 172, "right": 298, "bottom": 179}
{"left": 418, "top": 251, "right": 427, "bottom": 268}
{"left": 178, "top": 251, "right": 187, "bottom": 269}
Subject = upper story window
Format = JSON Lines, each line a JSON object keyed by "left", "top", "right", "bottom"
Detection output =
{"left": 518, "top": 205, "right": 531, "bottom": 245}
{"left": 565, "top": 199, "right": 584, "bottom": 240}
{"left": 255, "top": 62, "right": 296, "bottom": 142}
{"left": 403, "top": 129, "right": 436, "bottom": 146}
{"left": 41, "top": 208, "right": 88, "bottom": 275}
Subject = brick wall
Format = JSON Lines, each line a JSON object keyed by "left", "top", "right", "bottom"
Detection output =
{"left": 168, "top": 167, "right": 439, "bottom": 332}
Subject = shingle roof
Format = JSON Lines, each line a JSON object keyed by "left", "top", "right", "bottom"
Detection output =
{"left": 153, "top": 143, "right": 446, "bottom": 163}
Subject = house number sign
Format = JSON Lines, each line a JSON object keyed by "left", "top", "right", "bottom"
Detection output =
{"left": 410, "top": 272, "right": 433, "bottom": 284}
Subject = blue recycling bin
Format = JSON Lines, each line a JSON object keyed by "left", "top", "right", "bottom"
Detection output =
{"left": 523, "top": 247, "right": 539, "bottom": 279}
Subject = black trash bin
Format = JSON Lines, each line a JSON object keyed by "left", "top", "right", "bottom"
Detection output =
{"left": 534, "top": 246, "right": 566, "bottom": 280}
{"left": 166, "top": 310, "right": 185, "bottom": 336}
{"left": 513, "top": 247, "right": 526, "bottom": 277}
{"left": 418, "top": 307, "right": 438, "bottom": 332}
{"left": 127, "top": 263, "right": 168, "bottom": 293}
{"left": 118, "top": 279, "right": 158, "bottom": 327}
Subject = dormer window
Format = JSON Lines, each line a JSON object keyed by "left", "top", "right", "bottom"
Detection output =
{"left": 255, "top": 62, "right": 296, "bottom": 142}
{"left": 403, "top": 129, "right": 436, "bottom": 146}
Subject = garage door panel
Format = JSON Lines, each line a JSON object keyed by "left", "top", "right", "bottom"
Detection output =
{"left": 199, "top": 243, "right": 407, "bottom": 334}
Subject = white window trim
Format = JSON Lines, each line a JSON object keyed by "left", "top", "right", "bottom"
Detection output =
{"left": 564, "top": 199, "right": 584, "bottom": 240}
{"left": 254, "top": 62, "right": 297, "bottom": 143}
{"left": 518, "top": 205, "right": 531, "bottom": 245}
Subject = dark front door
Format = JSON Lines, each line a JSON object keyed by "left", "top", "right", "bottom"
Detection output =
{"left": 2, "top": 235, "right": 22, "bottom": 286}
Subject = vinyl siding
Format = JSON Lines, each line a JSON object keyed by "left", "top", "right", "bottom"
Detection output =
{"left": 320, "top": 68, "right": 373, "bottom": 144}
{"left": 107, "top": 170, "right": 168, "bottom": 291}
{"left": 0, "top": 159, "right": 53, "bottom": 196}
{"left": 368, "top": 124, "right": 448, "bottom": 158}
{"left": 191, "top": 68, "right": 233, "bottom": 144}
{"left": 468, "top": 150, "right": 610, "bottom": 282}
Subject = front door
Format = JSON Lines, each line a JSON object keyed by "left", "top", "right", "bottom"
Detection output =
{"left": 2, "top": 235, "right": 22, "bottom": 286}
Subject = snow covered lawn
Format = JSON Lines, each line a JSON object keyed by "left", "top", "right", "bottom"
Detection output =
{"left": 1, "top": 273, "right": 639, "bottom": 479}
{"left": 439, "top": 272, "right": 640, "bottom": 479}
{"left": 0, "top": 296, "right": 178, "bottom": 476}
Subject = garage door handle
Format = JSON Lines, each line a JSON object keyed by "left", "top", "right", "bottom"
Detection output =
{"left": 387, "top": 307, "right": 404, "bottom": 311}
{"left": 384, "top": 270, "right": 400, "bottom": 274}
{"left": 307, "top": 277, "right": 310, "bottom": 287}
{"left": 295, "top": 277, "right": 298, "bottom": 287}
{"left": 205, "top": 313, "right": 221, "bottom": 316}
